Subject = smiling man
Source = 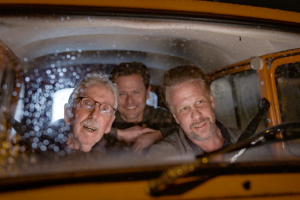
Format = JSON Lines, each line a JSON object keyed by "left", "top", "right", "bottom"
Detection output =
{"left": 148, "top": 65, "right": 238, "bottom": 156}
{"left": 50, "top": 72, "right": 119, "bottom": 153}
{"left": 105, "top": 62, "right": 178, "bottom": 154}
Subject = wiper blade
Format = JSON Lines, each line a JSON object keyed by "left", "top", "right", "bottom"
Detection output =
{"left": 237, "top": 98, "right": 270, "bottom": 142}
{"left": 147, "top": 121, "right": 300, "bottom": 196}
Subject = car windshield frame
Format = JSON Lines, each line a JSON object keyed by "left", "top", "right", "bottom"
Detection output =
{"left": 0, "top": 3, "right": 300, "bottom": 195}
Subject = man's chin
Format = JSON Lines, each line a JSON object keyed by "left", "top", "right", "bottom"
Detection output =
{"left": 120, "top": 112, "right": 140, "bottom": 122}
{"left": 79, "top": 144, "right": 94, "bottom": 152}
{"left": 191, "top": 130, "right": 213, "bottom": 141}
{"left": 79, "top": 135, "right": 101, "bottom": 146}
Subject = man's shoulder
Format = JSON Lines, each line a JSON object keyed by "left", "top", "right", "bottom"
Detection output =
{"left": 217, "top": 121, "right": 239, "bottom": 144}
{"left": 158, "top": 129, "right": 181, "bottom": 143}
{"left": 144, "top": 105, "right": 175, "bottom": 125}
{"left": 147, "top": 129, "right": 186, "bottom": 157}
{"left": 144, "top": 105, "right": 170, "bottom": 115}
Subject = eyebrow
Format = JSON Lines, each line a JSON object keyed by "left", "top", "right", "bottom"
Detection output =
{"left": 81, "top": 96, "right": 114, "bottom": 107}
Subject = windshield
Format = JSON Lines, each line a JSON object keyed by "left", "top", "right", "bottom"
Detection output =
{"left": 0, "top": 12, "right": 300, "bottom": 187}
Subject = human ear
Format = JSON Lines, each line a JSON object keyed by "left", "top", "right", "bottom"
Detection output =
{"left": 64, "top": 103, "right": 71, "bottom": 125}
{"left": 105, "top": 114, "right": 116, "bottom": 134}
{"left": 172, "top": 113, "right": 180, "bottom": 124}
{"left": 209, "top": 91, "right": 215, "bottom": 109}
{"left": 146, "top": 86, "right": 151, "bottom": 99}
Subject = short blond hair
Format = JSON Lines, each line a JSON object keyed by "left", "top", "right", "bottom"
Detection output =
{"left": 162, "top": 65, "right": 210, "bottom": 111}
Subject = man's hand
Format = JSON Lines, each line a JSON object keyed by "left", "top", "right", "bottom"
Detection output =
{"left": 132, "top": 130, "right": 163, "bottom": 154}
{"left": 117, "top": 126, "right": 154, "bottom": 142}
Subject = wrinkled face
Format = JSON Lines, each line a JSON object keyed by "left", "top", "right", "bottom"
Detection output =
{"left": 65, "top": 84, "right": 115, "bottom": 149}
{"left": 169, "top": 81, "right": 216, "bottom": 142}
{"left": 114, "top": 74, "right": 151, "bottom": 123}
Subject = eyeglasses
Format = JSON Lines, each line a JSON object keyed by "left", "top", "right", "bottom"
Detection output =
{"left": 76, "top": 97, "right": 116, "bottom": 116}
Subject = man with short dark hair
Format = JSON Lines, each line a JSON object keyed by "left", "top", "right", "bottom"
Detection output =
{"left": 148, "top": 65, "right": 238, "bottom": 156}
{"left": 105, "top": 62, "right": 178, "bottom": 154}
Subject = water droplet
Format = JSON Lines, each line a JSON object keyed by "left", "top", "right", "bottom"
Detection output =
{"left": 40, "top": 145, "right": 47, "bottom": 151}
{"left": 7, "top": 157, "right": 14, "bottom": 164}
{"left": 32, "top": 143, "right": 37, "bottom": 149}
{"left": 30, "top": 156, "right": 36, "bottom": 163}
{"left": 54, "top": 146, "right": 59, "bottom": 152}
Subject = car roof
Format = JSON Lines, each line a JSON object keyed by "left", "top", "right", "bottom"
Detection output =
{"left": 1, "top": 0, "right": 300, "bottom": 84}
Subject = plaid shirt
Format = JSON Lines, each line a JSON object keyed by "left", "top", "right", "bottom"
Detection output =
{"left": 105, "top": 105, "right": 178, "bottom": 154}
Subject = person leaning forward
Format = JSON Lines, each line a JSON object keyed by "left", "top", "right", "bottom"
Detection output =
{"left": 48, "top": 72, "right": 118, "bottom": 154}
{"left": 148, "top": 65, "right": 238, "bottom": 157}
{"left": 104, "top": 62, "right": 178, "bottom": 154}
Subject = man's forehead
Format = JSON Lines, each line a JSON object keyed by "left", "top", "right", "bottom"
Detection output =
{"left": 77, "top": 84, "right": 104, "bottom": 93}
{"left": 169, "top": 81, "right": 208, "bottom": 105}
{"left": 171, "top": 81, "right": 208, "bottom": 94}
{"left": 115, "top": 74, "right": 146, "bottom": 90}
{"left": 76, "top": 84, "right": 114, "bottom": 101}
{"left": 115, "top": 74, "right": 144, "bottom": 82}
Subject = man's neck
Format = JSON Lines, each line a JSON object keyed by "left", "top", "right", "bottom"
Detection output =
{"left": 191, "top": 127, "right": 224, "bottom": 153}
{"left": 67, "top": 137, "right": 93, "bottom": 152}
{"left": 119, "top": 114, "right": 143, "bottom": 124}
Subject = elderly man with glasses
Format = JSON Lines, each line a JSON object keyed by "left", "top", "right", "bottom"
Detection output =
{"left": 50, "top": 72, "right": 119, "bottom": 153}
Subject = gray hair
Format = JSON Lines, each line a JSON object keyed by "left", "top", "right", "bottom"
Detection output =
{"left": 68, "top": 72, "right": 119, "bottom": 109}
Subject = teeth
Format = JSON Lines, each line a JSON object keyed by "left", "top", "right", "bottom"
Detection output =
{"left": 83, "top": 125, "right": 96, "bottom": 131}
{"left": 126, "top": 106, "right": 137, "bottom": 110}
{"left": 195, "top": 122, "right": 205, "bottom": 128}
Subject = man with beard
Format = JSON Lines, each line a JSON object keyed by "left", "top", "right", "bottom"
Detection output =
{"left": 105, "top": 62, "right": 178, "bottom": 154}
{"left": 148, "top": 65, "right": 238, "bottom": 156}
{"left": 49, "top": 72, "right": 118, "bottom": 154}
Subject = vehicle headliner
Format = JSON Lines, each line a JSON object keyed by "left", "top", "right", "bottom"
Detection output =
{"left": 1, "top": 15, "right": 300, "bottom": 84}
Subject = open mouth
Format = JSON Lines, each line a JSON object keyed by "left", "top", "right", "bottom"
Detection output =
{"left": 194, "top": 121, "right": 206, "bottom": 129}
{"left": 83, "top": 125, "right": 96, "bottom": 131}
{"left": 126, "top": 106, "right": 137, "bottom": 110}
{"left": 190, "top": 119, "right": 210, "bottom": 130}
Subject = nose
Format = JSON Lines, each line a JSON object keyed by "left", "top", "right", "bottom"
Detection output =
{"left": 88, "top": 104, "right": 100, "bottom": 119}
{"left": 191, "top": 107, "right": 202, "bottom": 121}
{"left": 126, "top": 94, "right": 134, "bottom": 104}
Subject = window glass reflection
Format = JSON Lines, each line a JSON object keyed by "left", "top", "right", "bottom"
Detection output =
{"left": 275, "top": 62, "right": 300, "bottom": 122}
